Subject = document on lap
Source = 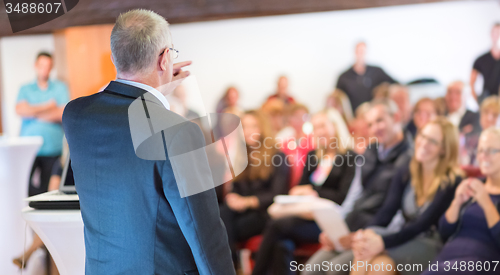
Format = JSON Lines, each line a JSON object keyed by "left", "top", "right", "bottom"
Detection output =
{"left": 272, "top": 195, "right": 350, "bottom": 251}
{"left": 311, "top": 198, "right": 350, "bottom": 252}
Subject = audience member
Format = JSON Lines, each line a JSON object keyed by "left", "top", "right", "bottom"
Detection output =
{"left": 261, "top": 98, "right": 286, "bottom": 134}
{"left": 216, "top": 86, "right": 243, "bottom": 115}
{"left": 372, "top": 82, "right": 391, "bottom": 100}
{"left": 479, "top": 95, "right": 500, "bottom": 129}
{"left": 373, "top": 83, "right": 412, "bottom": 128}
{"left": 445, "top": 81, "right": 480, "bottom": 133}
{"left": 326, "top": 108, "right": 355, "bottom": 151}
{"left": 389, "top": 84, "right": 412, "bottom": 127}
{"left": 219, "top": 110, "right": 290, "bottom": 265}
{"left": 325, "top": 89, "right": 354, "bottom": 125}
{"left": 471, "top": 23, "right": 500, "bottom": 103}
{"left": 407, "top": 97, "right": 438, "bottom": 138}
{"left": 303, "top": 99, "right": 412, "bottom": 274}
{"left": 251, "top": 111, "right": 356, "bottom": 275}
{"left": 336, "top": 42, "right": 397, "bottom": 113}
{"left": 277, "top": 103, "right": 315, "bottom": 187}
{"left": 349, "top": 118, "right": 462, "bottom": 275}
{"left": 434, "top": 97, "right": 447, "bottom": 116}
{"left": 350, "top": 103, "right": 371, "bottom": 154}
{"left": 422, "top": 127, "right": 500, "bottom": 275}
{"left": 15, "top": 52, "right": 70, "bottom": 197}
{"left": 267, "top": 76, "right": 296, "bottom": 105}
{"left": 459, "top": 95, "right": 500, "bottom": 166}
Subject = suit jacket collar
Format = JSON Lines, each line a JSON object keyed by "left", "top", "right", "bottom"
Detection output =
{"left": 103, "top": 80, "right": 148, "bottom": 99}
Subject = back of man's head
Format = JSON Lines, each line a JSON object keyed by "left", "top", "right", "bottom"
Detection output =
{"left": 111, "top": 9, "right": 171, "bottom": 76}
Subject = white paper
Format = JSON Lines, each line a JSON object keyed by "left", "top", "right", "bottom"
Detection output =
{"left": 312, "top": 201, "right": 350, "bottom": 252}
{"left": 273, "top": 195, "right": 318, "bottom": 204}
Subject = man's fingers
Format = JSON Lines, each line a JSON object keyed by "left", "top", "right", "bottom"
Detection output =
{"left": 173, "top": 61, "right": 192, "bottom": 71}
{"left": 173, "top": 70, "right": 190, "bottom": 79}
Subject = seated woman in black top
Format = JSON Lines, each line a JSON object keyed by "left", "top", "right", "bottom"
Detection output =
{"left": 421, "top": 127, "right": 500, "bottom": 275}
{"left": 349, "top": 117, "right": 462, "bottom": 275}
{"left": 251, "top": 111, "right": 356, "bottom": 275}
{"left": 219, "top": 110, "right": 290, "bottom": 264}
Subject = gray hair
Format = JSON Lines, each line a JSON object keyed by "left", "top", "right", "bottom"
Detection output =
{"left": 111, "top": 9, "right": 172, "bottom": 75}
{"left": 369, "top": 98, "right": 399, "bottom": 117}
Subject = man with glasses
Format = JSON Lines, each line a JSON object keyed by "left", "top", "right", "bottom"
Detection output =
{"left": 62, "top": 9, "right": 235, "bottom": 275}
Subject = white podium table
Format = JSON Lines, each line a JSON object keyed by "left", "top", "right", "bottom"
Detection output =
{"left": 22, "top": 207, "right": 85, "bottom": 275}
{"left": 0, "top": 136, "right": 42, "bottom": 274}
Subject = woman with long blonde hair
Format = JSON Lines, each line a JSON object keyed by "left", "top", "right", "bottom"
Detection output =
{"left": 219, "top": 110, "right": 290, "bottom": 266}
{"left": 325, "top": 89, "right": 354, "bottom": 125}
{"left": 348, "top": 117, "right": 463, "bottom": 275}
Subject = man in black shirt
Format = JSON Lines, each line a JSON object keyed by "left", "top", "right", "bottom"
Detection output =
{"left": 471, "top": 23, "right": 500, "bottom": 103}
{"left": 336, "top": 42, "right": 397, "bottom": 112}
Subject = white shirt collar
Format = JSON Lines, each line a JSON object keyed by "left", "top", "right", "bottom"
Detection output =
{"left": 115, "top": 79, "right": 170, "bottom": 110}
{"left": 447, "top": 106, "right": 466, "bottom": 127}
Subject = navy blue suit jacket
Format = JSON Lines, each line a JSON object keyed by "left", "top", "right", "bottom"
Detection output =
{"left": 62, "top": 81, "right": 235, "bottom": 275}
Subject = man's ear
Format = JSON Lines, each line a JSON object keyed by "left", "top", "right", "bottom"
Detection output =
{"left": 159, "top": 50, "right": 169, "bottom": 71}
{"left": 110, "top": 54, "right": 115, "bottom": 66}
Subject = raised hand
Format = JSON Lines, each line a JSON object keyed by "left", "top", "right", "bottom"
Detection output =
{"left": 172, "top": 61, "right": 192, "bottom": 81}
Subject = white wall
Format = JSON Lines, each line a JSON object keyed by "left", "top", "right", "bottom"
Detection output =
{"left": 169, "top": 0, "right": 500, "bottom": 114}
{"left": 1, "top": 1, "right": 500, "bottom": 136}
{"left": 1, "top": 35, "right": 55, "bottom": 136}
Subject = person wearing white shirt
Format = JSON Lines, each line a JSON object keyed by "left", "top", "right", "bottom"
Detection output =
{"left": 445, "top": 81, "right": 479, "bottom": 133}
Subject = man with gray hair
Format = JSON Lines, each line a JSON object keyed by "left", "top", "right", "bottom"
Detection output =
{"left": 445, "top": 81, "right": 479, "bottom": 133}
{"left": 62, "top": 9, "right": 235, "bottom": 274}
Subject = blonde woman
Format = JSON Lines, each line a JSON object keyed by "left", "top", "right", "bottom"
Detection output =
{"left": 460, "top": 95, "right": 500, "bottom": 166}
{"left": 325, "top": 89, "right": 354, "bottom": 125}
{"left": 350, "top": 117, "right": 463, "bottom": 275}
{"left": 407, "top": 97, "right": 438, "bottom": 138}
{"left": 219, "top": 110, "right": 290, "bottom": 265}
{"left": 421, "top": 127, "right": 500, "bottom": 275}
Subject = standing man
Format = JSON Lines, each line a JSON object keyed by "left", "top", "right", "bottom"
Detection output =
{"left": 16, "top": 52, "right": 69, "bottom": 196}
{"left": 336, "top": 42, "right": 397, "bottom": 113}
{"left": 471, "top": 23, "right": 500, "bottom": 103}
{"left": 62, "top": 10, "right": 235, "bottom": 274}
{"left": 267, "top": 75, "right": 296, "bottom": 105}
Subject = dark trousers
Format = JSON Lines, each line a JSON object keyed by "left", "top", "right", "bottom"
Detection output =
{"left": 28, "top": 156, "right": 59, "bottom": 196}
{"left": 219, "top": 203, "right": 268, "bottom": 263}
{"left": 251, "top": 217, "right": 322, "bottom": 275}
